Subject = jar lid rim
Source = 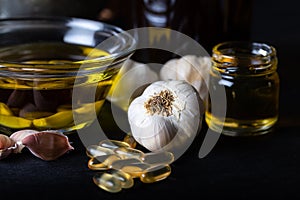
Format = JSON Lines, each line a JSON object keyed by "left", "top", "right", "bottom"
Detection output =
{"left": 212, "top": 41, "right": 276, "bottom": 58}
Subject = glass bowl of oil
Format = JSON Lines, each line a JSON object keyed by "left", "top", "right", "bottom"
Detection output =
{"left": 0, "top": 17, "right": 136, "bottom": 135}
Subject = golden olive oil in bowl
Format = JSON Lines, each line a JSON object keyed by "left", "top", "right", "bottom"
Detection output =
{"left": 0, "top": 18, "right": 136, "bottom": 134}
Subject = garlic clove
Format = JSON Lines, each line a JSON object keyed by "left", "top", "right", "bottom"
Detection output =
{"left": 0, "top": 134, "right": 17, "bottom": 160}
{"left": 0, "top": 143, "right": 18, "bottom": 160}
{"left": 10, "top": 129, "right": 39, "bottom": 153}
{"left": 21, "top": 131, "right": 74, "bottom": 161}
{"left": 0, "top": 134, "right": 15, "bottom": 149}
{"left": 159, "top": 55, "right": 211, "bottom": 102}
{"left": 128, "top": 80, "right": 202, "bottom": 156}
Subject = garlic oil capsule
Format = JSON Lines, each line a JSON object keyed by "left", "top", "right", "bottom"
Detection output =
{"left": 114, "top": 147, "right": 144, "bottom": 159}
{"left": 140, "top": 164, "right": 171, "bottom": 183}
{"left": 88, "top": 156, "right": 109, "bottom": 170}
{"left": 98, "top": 139, "right": 130, "bottom": 150}
{"left": 88, "top": 154, "right": 121, "bottom": 170}
{"left": 93, "top": 172, "right": 122, "bottom": 193}
{"left": 86, "top": 145, "right": 114, "bottom": 158}
{"left": 111, "top": 169, "right": 134, "bottom": 189}
{"left": 120, "top": 163, "right": 151, "bottom": 178}
{"left": 142, "top": 151, "right": 174, "bottom": 165}
{"left": 123, "top": 134, "right": 137, "bottom": 148}
{"left": 110, "top": 158, "right": 142, "bottom": 170}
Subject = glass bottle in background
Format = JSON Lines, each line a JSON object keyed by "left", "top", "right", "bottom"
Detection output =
{"left": 97, "top": 0, "right": 253, "bottom": 62}
{"left": 1, "top": 0, "right": 253, "bottom": 59}
{"left": 125, "top": 0, "right": 253, "bottom": 63}
{"left": 205, "top": 41, "right": 280, "bottom": 136}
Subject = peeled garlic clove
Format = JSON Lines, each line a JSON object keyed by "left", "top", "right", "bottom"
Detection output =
{"left": 21, "top": 131, "right": 74, "bottom": 161}
{"left": 159, "top": 55, "right": 211, "bottom": 102}
{"left": 10, "top": 129, "right": 39, "bottom": 153}
{"left": 106, "top": 59, "right": 159, "bottom": 111}
{"left": 128, "top": 80, "right": 202, "bottom": 156}
{"left": 0, "top": 134, "right": 17, "bottom": 160}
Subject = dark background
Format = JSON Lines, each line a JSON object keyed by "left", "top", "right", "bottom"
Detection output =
{"left": 251, "top": 0, "right": 299, "bottom": 126}
{"left": 0, "top": 0, "right": 299, "bottom": 199}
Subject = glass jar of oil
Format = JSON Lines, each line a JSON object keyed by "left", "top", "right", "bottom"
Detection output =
{"left": 205, "top": 41, "right": 279, "bottom": 136}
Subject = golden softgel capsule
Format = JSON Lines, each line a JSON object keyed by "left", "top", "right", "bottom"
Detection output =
{"left": 88, "top": 154, "right": 121, "bottom": 170}
{"left": 114, "top": 147, "right": 144, "bottom": 159}
{"left": 109, "top": 158, "right": 142, "bottom": 170}
{"left": 87, "top": 139, "right": 174, "bottom": 193}
{"left": 123, "top": 134, "right": 137, "bottom": 148}
{"left": 121, "top": 163, "right": 151, "bottom": 178}
{"left": 110, "top": 169, "right": 134, "bottom": 189}
{"left": 86, "top": 145, "right": 114, "bottom": 158}
{"left": 142, "top": 151, "right": 174, "bottom": 165}
{"left": 93, "top": 172, "right": 122, "bottom": 193}
{"left": 98, "top": 139, "right": 130, "bottom": 150}
{"left": 140, "top": 164, "right": 171, "bottom": 183}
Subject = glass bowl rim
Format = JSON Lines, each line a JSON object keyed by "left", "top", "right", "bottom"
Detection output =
{"left": 0, "top": 16, "right": 137, "bottom": 66}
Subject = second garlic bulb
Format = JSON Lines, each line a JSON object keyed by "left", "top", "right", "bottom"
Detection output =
{"left": 106, "top": 59, "right": 158, "bottom": 111}
{"left": 159, "top": 55, "right": 211, "bottom": 102}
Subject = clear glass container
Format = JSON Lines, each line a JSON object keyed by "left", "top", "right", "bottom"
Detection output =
{"left": 205, "top": 41, "right": 279, "bottom": 136}
{"left": 0, "top": 17, "right": 136, "bottom": 135}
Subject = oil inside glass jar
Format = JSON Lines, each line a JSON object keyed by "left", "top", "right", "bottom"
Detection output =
{"left": 205, "top": 69, "right": 279, "bottom": 135}
{"left": 205, "top": 42, "right": 280, "bottom": 136}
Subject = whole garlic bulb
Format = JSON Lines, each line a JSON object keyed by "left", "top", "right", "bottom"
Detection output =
{"left": 127, "top": 80, "right": 203, "bottom": 155}
{"left": 159, "top": 55, "right": 211, "bottom": 101}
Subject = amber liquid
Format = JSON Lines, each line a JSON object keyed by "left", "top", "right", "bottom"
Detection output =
{"left": 0, "top": 43, "right": 120, "bottom": 134}
{"left": 205, "top": 70, "right": 280, "bottom": 136}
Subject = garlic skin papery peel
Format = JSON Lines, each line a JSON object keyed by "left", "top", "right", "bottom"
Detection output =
{"left": 128, "top": 80, "right": 202, "bottom": 155}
